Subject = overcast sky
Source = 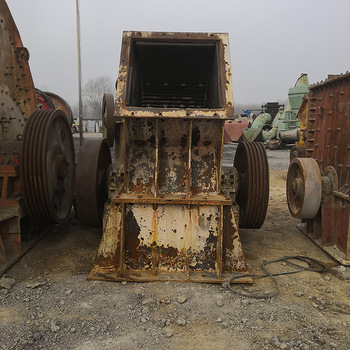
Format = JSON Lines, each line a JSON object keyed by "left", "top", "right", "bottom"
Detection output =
{"left": 6, "top": 0, "right": 350, "bottom": 108}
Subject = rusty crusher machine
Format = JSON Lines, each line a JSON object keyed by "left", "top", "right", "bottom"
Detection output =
{"left": 0, "top": 1, "right": 75, "bottom": 275}
{"left": 287, "top": 72, "right": 350, "bottom": 266}
{"left": 76, "top": 32, "right": 270, "bottom": 283}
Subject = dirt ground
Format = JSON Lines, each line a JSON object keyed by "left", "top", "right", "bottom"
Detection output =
{"left": 0, "top": 145, "right": 350, "bottom": 350}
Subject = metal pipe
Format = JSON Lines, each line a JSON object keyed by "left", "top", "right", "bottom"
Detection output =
{"left": 76, "top": 0, "right": 83, "bottom": 144}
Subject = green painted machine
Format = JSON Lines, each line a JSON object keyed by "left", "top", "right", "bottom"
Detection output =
{"left": 276, "top": 74, "right": 310, "bottom": 140}
{"left": 241, "top": 74, "right": 310, "bottom": 147}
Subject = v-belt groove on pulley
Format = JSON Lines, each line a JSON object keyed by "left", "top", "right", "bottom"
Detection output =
{"left": 20, "top": 109, "right": 75, "bottom": 224}
{"left": 234, "top": 141, "right": 269, "bottom": 229}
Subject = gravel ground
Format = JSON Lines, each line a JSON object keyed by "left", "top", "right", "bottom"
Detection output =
{"left": 1, "top": 143, "right": 349, "bottom": 350}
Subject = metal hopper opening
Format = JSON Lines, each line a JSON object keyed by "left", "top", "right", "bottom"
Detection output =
{"left": 126, "top": 41, "right": 222, "bottom": 109}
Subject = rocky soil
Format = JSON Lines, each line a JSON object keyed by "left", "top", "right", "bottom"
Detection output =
{"left": 1, "top": 146, "right": 350, "bottom": 350}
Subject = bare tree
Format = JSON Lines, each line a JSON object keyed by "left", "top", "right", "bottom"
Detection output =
{"left": 82, "top": 76, "right": 115, "bottom": 119}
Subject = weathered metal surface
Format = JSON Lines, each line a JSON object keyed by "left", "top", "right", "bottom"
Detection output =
{"left": 0, "top": 0, "right": 40, "bottom": 275}
{"left": 88, "top": 31, "right": 261, "bottom": 282}
{"left": 0, "top": 0, "right": 37, "bottom": 149}
{"left": 242, "top": 113, "right": 272, "bottom": 142}
{"left": 234, "top": 142, "right": 269, "bottom": 228}
{"left": 115, "top": 32, "right": 234, "bottom": 119}
{"left": 90, "top": 202, "right": 247, "bottom": 283}
{"left": 35, "top": 89, "right": 73, "bottom": 125}
{"left": 102, "top": 93, "right": 115, "bottom": 147}
{"left": 240, "top": 128, "right": 263, "bottom": 142}
{"left": 76, "top": 138, "right": 111, "bottom": 226}
{"left": 224, "top": 120, "right": 250, "bottom": 143}
{"left": 287, "top": 158, "right": 322, "bottom": 219}
{"left": 20, "top": 109, "right": 75, "bottom": 224}
{"left": 289, "top": 72, "right": 350, "bottom": 264}
{"left": 35, "top": 89, "right": 55, "bottom": 110}
{"left": 277, "top": 74, "right": 309, "bottom": 137}
{"left": 43, "top": 91, "right": 73, "bottom": 125}
{"left": 296, "top": 96, "right": 309, "bottom": 147}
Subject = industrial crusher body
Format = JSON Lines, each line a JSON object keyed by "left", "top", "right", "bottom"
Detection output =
{"left": 0, "top": 0, "right": 75, "bottom": 275}
{"left": 88, "top": 32, "right": 265, "bottom": 283}
{"left": 287, "top": 72, "right": 350, "bottom": 265}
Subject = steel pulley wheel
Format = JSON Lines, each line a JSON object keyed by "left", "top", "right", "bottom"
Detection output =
{"left": 234, "top": 142, "right": 269, "bottom": 229}
{"left": 20, "top": 109, "right": 75, "bottom": 224}
{"left": 76, "top": 138, "right": 112, "bottom": 226}
{"left": 287, "top": 158, "right": 321, "bottom": 219}
{"left": 102, "top": 93, "right": 115, "bottom": 147}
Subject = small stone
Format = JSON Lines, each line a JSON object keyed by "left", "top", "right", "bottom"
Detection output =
{"left": 216, "top": 300, "right": 224, "bottom": 307}
{"left": 241, "top": 318, "right": 248, "bottom": 324}
{"left": 337, "top": 265, "right": 346, "bottom": 272}
{"left": 165, "top": 329, "right": 173, "bottom": 338}
{"left": 70, "top": 328, "right": 76, "bottom": 333}
{"left": 142, "top": 306, "right": 150, "bottom": 314}
{"left": 158, "top": 319, "right": 166, "bottom": 328}
{"left": 140, "top": 317, "right": 147, "bottom": 323}
{"left": 176, "top": 317, "right": 186, "bottom": 326}
{"left": 65, "top": 290, "right": 72, "bottom": 295}
{"left": 1, "top": 288, "right": 9, "bottom": 295}
{"left": 121, "top": 281, "right": 127, "bottom": 285}
{"left": 269, "top": 336, "right": 280, "bottom": 347}
{"left": 216, "top": 317, "right": 223, "bottom": 323}
{"left": 50, "top": 322, "right": 60, "bottom": 332}
{"left": 25, "top": 282, "right": 45, "bottom": 289}
{"left": 280, "top": 343, "right": 288, "bottom": 350}
{"left": 330, "top": 342, "right": 337, "bottom": 348}
{"left": 221, "top": 321, "right": 229, "bottom": 329}
{"left": 160, "top": 299, "right": 170, "bottom": 305}
{"left": 311, "top": 302, "right": 318, "bottom": 308}
{"left": 0, "top": 277, "right": 16, "bottom": 289}
{"left": 294, "top": 291, "right": 303, "bottom": 297}
{"left": 142, "top": 298, "right": 153, "bottom": 305}
{"left": 177, "top": 295, "right": 187, "bottom": 304}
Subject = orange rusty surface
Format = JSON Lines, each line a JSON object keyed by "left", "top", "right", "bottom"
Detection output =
{"left": 305, "top": 72, "right": 350, "bottom": 262}
{"left": 224, "top": 120, "right": 250, "bottom": 143}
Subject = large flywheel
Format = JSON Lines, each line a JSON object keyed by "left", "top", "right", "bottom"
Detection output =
{"left": 20, "top": 109, "right": 75, "bottom": 224}
{"left": 75, "top": 138, "right": 111, "bottom": 226}
{"left": 234, "top": 142, "right": 269, "bottom": 229}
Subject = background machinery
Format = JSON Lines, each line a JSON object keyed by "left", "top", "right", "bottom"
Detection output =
{"left": 287, "top": 72, "right": 350, "bottom": 265}
{"left": 239, "top": 75, "right": 310, "bottom": 149}
{"left": 76, "top": 31, "right": 270, "bottom": 283}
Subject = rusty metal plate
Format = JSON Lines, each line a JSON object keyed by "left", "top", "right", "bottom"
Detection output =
{"left": 89, "top": 202, "right": 247, "bottom": 283}
{"left": 0, "top": 1, "right": 36, "bottom": 150}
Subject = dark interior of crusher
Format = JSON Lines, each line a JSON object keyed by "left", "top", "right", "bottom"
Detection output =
{"left": 126, "top": 40, "right": 223, "bottom": 109}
